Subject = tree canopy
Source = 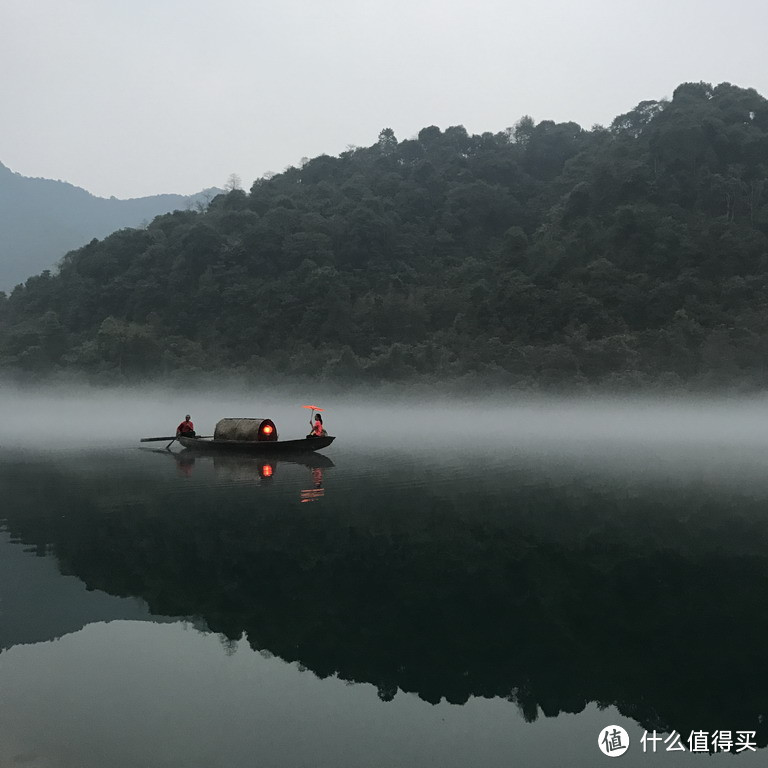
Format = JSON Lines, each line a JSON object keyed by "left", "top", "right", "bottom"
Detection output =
{"left": 3, "top": 81, "right": 768, "bottom": 388}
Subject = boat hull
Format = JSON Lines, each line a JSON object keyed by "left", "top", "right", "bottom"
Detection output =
{"left": 178, "top": 435, "right": 335, "bottom": 453}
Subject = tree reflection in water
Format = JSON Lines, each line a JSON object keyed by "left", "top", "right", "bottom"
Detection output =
{"left": 1, "top": 451, "right": 767, "bottom": 750}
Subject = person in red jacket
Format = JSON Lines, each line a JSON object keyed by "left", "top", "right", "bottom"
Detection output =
{"left": 176, "top": 415, "right": 196, "bottom": 437}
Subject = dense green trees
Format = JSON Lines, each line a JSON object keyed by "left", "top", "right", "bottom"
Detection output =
{"left": 3, "top": 81, "right": 768, "bottom": 387}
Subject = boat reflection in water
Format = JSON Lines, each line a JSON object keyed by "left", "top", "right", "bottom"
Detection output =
{"left": 169, "top": 448, "right": 334, "bottom": 500}
{"left": 175, "top": 450, "right": 197, "bottom": 478}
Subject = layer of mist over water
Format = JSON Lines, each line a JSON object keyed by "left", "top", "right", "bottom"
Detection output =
{"left": 5, "top": 383, "right": 768, "bottom": 443}
{"left": 4, "top": 384, "right": 768, "bottom": 487}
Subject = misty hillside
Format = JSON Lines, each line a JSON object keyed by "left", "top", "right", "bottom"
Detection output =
{"left": 0, "top": 161, "right": 222, "bottom": 290}
{"left": 2, "top": 81, "right": 768, "bottom": 388}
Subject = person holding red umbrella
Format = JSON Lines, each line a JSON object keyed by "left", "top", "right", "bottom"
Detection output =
{"left": 310, "top": 412, "right": 326, "bottom": 437}
{"left": 304, "top": 405, "right": 327, "bottom": 438}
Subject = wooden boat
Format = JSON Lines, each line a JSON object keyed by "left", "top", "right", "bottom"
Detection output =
{"left": 178, "top": 435, "right": 335, "bottom": 454}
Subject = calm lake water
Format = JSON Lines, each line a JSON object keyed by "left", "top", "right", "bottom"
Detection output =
{"left": 3, "top": 391, "right": 768, "bottom": 766}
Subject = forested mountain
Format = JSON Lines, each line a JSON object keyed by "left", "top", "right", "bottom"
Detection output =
{"left": 2, "top": 81, "right": 768, "bottom": 388}
{"left": 0, "top": 161, "right": 222, "bottom": 290}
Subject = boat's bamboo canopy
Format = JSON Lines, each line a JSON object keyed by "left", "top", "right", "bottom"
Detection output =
{"left": 214, "top": 418, "right": 278, "bottom": 442}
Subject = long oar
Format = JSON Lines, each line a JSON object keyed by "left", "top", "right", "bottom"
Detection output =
{"left": 140, "top": 435, "right": 213, "bottom": 442}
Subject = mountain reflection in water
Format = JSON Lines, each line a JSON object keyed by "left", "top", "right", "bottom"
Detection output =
{"left": 1, "top": 436, "right": 768, "bottom": 764}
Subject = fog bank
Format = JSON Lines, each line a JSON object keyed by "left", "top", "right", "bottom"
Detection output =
{"left": 2, "top": 384, "right": 768, "bottom": 452}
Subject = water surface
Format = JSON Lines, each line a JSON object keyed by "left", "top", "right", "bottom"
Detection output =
{"left": 2, "top": 393, "right": 768, "bottom": 766}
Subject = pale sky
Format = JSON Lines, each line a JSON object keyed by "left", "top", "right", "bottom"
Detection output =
{"left": 2, "top": 0, "right": 766, "bottom": 200}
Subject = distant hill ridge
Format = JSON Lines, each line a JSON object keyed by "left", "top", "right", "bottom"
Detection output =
{"left": 0, "top": 161, "right": 222, "bottom": 290}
